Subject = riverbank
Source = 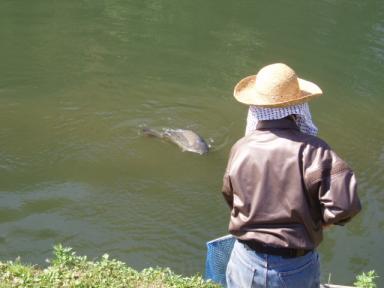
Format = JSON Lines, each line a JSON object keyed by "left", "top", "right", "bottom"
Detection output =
{"left": 0, "top": 245, "right": 377, "bottom": 287}
{"left": 0, "top": 245, "right": 219, "bottom": 287}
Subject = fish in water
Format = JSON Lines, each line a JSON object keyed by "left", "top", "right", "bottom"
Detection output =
{"left": 142, "top": 128, "right": 209, "bottom": 155}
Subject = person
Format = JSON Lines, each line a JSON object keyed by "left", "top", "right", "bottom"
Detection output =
{"left": 222, "top": 63, "right": 361, "bottom": 288}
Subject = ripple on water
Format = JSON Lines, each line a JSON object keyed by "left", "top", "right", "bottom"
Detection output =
{"left": 0, "top": 181, "right": 91, "bottom": 224}
{"left": 0, "top": 181, "right": 97, "bottom": 262}
{"left": 64, "top": 177, "right": 226, "bottom": 274}
{"left": 116, "top": 97, "right": 237, "bottom": 153}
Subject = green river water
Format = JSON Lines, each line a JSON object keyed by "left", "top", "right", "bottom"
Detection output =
{"left": 0, "top": 0, "right": 383, "bottom": 285}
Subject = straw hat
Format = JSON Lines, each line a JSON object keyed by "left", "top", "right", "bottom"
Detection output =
{"left": 234, "top": 63, "right": 322, "bottom": 107}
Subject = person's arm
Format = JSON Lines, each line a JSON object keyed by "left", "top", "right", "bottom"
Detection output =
{"left": 222, "top": 171, "right": 234, "bottom": 208}
{"left": 222, "top": 145, "right": 237, "bottom": 209}
{"left": 318, "top": 167, "right": 361, "bottom": 226}
{"left": 307, "top": 156, "right": 361, "bottom": 226}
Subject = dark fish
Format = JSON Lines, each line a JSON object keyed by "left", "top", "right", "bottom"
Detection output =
{"left": 142, "top": 128, "right": 209, "bottom": 155}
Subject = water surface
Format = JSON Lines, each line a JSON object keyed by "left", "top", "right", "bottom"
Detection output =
{"left": 0, "top": 0, "right": 383, "bottom": 285}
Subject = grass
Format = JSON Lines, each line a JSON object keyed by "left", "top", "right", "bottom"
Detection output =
{"left": 354, "top": 270, "right": 379, "bottom": 288}
{"left": 0, "top": 244, "right": 220, "bottom": 288}
{"left": 0, "top": 245, "right": 379, "bottom": 287}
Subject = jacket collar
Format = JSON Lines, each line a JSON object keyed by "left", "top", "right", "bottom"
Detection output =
{"left": 256, "top": 117, "right": 300, "bottom": 131}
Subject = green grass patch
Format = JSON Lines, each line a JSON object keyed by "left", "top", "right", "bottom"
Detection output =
{"left": 0, "top": 244, "right": 220, "bottom": 288}
{"left": 354, "top": 270, "right": 379, "bottom": 288}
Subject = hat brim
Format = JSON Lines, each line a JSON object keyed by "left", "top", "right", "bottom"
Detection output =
{"left": 233, "top": 75, "right": 322, "bottom": 108}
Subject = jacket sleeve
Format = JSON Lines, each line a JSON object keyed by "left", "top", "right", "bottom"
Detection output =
{"left": 320, "top": 168, "right": 361, "bottom": 225}
{"left": 222, "top": 145, "right": 237, "bottom": 209}
{"left": 222, "top": 171, "right": 234, "bottom": 208}
{"left": 307, "top": 159, "right": 361, "bottom": 226}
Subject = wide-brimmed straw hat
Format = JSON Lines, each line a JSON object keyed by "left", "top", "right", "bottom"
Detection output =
{"left": 234, "top": 63, "right": 322, "bottom": 107}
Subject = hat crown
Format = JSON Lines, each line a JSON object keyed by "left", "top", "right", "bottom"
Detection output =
{"left": 233, "top": 62, "right": 322, "bottom": 107}
{"left": 255, "top": 63, "right": 300, "bottom": 101}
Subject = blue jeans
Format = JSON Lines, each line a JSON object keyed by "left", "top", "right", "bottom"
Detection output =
{"left": 226, "top": 240, "right": 320, "bottom": 288}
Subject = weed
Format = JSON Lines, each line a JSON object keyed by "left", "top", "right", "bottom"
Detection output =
{"left": 0, "top": 245, "right": 220, "bottom": 288}
{"left": 354, "top": 270, "right": 379, "bottom": 288}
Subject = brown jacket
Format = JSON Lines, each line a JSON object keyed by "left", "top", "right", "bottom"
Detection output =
{"left": 222, "top": 118, "right": 361, "bottom": 249}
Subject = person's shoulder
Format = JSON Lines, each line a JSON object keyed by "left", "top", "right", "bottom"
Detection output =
{"left": 271, "top": 127, "right": 332, "bottom": 150}
{"left": 301, "top": 133, "right": 351, "bottom": 170}
{"left": 233, "top": 130, "right": 263, "bottom": 146}
{"left": 229, "top": 135, "right": 248, "bottom": 151}
{"left": 299, "top": 132, "right": 331, "bottom": 150}
{"left": 228, "top": 133, "right": 256, "bottom": 155}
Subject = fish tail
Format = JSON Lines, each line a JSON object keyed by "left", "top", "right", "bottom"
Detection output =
{"left": 141, "top": 128, "right": 163, "bottom": 138}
